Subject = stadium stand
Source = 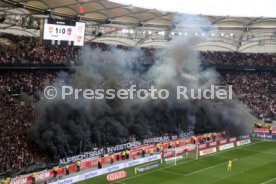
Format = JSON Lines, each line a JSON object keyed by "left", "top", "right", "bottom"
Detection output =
{"left": 0, "top": 105, "right": 50, "bottom": 172}
{"left": 0, "top": 0, "right": 276, "bottom": 183}
{"left": 1, "top": 33, "right": 276, "bottom": 66}
{"left": 200, "top": 51, "right": 276, "bottom": 66}
{"left": 0, "top": 37, "right": 275, "bottom": 173}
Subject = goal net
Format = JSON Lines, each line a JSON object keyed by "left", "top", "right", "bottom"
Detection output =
{"left": 161, "top": 144, "right": 198, "bottom": 165}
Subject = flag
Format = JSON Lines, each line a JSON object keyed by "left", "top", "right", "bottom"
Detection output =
{"left": 78, "top": 3, "right": 85, "bottom": 14}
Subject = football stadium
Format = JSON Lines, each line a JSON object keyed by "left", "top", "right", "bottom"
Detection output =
{"left": 0, "top": 0, "right": 276, "bottom": 184}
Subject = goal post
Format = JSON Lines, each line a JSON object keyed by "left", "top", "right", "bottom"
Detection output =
{"left": 162, "top": 144, "right": 198, "bottom": 165}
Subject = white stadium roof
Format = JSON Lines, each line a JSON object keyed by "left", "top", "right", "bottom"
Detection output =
{"left": 111, "top": 0, "right": 276, "bottom": 18}
{"left": 0, "top": 0, "right": 276, "bottom": 52}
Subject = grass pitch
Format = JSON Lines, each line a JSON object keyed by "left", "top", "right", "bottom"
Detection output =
{"left": 77, "top": 139, "right": 276, "bottom": 184}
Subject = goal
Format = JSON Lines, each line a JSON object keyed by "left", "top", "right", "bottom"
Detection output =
{"left": 161, "top": 144, "right": 198, "bottom": 165}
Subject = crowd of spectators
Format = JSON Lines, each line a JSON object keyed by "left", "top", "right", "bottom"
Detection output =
{"left": 200, "top": 51, "right": 276, "bottom": 66}
{"left": 2, "top": 33, "right": 276, "bottom": 66}
{"left": 0, "top": 105, "right": 49, "bottom": 172}
{"left": 0, "top": 33, "right": 156, "bottom": 65}
{"left": 1, "top": 70, "right": 275, "bottom": 173}
{"left": 220, "top": 72, "right": 276, "bottom": 120}
{"left": 0, "top": 33, "right": 276, "bottom": 173}
{"left": 0, "top": 72, "right": 58, "bottom": 95}
{"left": 0, "top": 72, "right": 275, "bottom": 172}
{"left": 0, "top": 33, "right": 79, "bottom": 64}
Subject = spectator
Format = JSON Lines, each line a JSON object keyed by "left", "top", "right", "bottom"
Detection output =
{"left": 65, "top": 165, "right": 70, "bottom": 175}
{"left": 109, "top": 153, "right": 113, "bottom": 164}
{"left": 53, "top": 166, "right": 59, "bottom": 178}
{"left": 76, "top": 160, "right": 81, "bottom": 172}
{"left": 97, "top": 157, "right": 102, "bottom": 169}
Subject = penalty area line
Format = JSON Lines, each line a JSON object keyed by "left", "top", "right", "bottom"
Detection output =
{"left": 261, "top": 177, "right": 276, "bottom": 184}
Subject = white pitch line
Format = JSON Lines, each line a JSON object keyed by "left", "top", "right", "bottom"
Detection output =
{"left": 120, "top": 157, "right": 204, "bottom": 182}
{"left": 261, "top": 177, "right": 276, "bottom": 184}
{"left": 120, "top": 140, "right": 264, "bottom": 182}
{"left": 184, "top": 159, "right": 238, "bottom": 176}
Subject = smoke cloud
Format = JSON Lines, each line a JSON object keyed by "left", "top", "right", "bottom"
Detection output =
{"left": 28, "top": 15, "right": 254, "bottom": 159}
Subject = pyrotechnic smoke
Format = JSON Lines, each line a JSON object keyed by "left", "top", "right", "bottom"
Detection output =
{"left": 28, "top": 15, "right": 254, "bottom": 159}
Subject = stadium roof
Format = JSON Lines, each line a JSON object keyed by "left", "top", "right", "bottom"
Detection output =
{"left": 111, "top": 0, "right": 276, "bottom": 18}
{"left": 0, "top": 0, "right": 276, "bottom": 52}
{"left": 1, "top": 0, "right": 276, "bottom": 27}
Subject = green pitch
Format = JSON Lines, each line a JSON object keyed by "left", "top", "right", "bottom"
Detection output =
{"left": 77, "top": 139, "right": 276, "bottom": 184}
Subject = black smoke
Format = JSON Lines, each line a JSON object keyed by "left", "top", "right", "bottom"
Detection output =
{"left": 28, "top": 17, "right": 254, "bottom": 159}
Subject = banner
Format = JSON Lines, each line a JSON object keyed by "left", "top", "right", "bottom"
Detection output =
{"left": 164, "top": 156, "right": 183, "bottom": 162}
{"left": 50, "top": 154, "right": 161, "bottom": 184}
{"left": 253, "top": 128, "right": 270, "bottom": 133}
{"left": 178, "top": 131, "right": 195, "bottom": 139}
{"left": 10, "top": 178, "right": 28, "bottom": 184}
{"left": 236, "top": 139, "right": 251, "bottom": 146}
{"left": 35, "top": 171, "right": 51, "bottom": 182}
{"left": 59, "top": 150, "right": 105, "bottom": 165}
{"left": 59, "top": 134, "right": 184, "bottom": 165}
{"left": 106, "top": 142, "right": 142, "bottom": 153}
{"left": 219, "top": 143, "right": 234, "bottom": 151}
{"left": 252, "top": 133, "right": 276, "bottom": 139}
{"left": 162, "top": 152, "right": 174, "bottom": 158}
{"left": 10, "top": 170, "right": 53, "bottom": 184}
{"left": 209, "top": 141, "right": 217, "bottom": 147}
{"left": 107, "top": 171, "right": 127, "bottom": 182}
{"left": 199, "top": 147, "right": 217, "bottom": 156}
{"left": 239, "top": 135, "right": 250, "bottom": 140}
{"left": 135, "top": 162, "right": 159, "bottom": 174}
{"left": 219, "top": 139, "right": 227, "bottom": 145}
{"left": 229, "top": 137, "right": 237, "bottom": 142}
{"left": 142, "top": 136, "right": 171, "bottom": 144}
{"left": 198, "top": 144, "right": 207, "bottom": 149}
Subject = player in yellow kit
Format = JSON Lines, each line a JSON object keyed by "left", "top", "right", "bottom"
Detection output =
{"left": 227, "top": 160, "right": 232, "bottom": 171}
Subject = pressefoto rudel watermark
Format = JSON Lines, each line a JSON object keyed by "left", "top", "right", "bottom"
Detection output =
{"left": 44, "top": 85, "right": 233, "bottom": 100}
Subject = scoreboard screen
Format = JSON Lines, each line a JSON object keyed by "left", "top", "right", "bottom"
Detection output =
{"left": 42, "top": 19, "right": 85, "bottom": 46}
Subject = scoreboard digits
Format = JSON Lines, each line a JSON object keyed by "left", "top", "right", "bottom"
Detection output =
{"left": 55, "top": 28, "right": 66, "bottom": 34}
{"left": 42, "top": 18, "right": 85, "bottom": 46}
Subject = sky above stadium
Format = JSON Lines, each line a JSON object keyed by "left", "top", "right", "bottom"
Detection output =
{"left": 110, "top": 0, "right": 276, "bottom": 17}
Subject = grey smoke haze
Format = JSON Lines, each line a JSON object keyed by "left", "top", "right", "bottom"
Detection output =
{"left": 28, "top": 16, "right": 254, "bottom": 159}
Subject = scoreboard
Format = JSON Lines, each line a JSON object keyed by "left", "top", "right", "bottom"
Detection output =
{"left": 42, "top": 19, "right": 85, "bottom": 46}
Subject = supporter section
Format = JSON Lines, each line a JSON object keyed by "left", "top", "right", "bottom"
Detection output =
{"left": 0, "top": 33, "right": 275, "bottom": 174}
